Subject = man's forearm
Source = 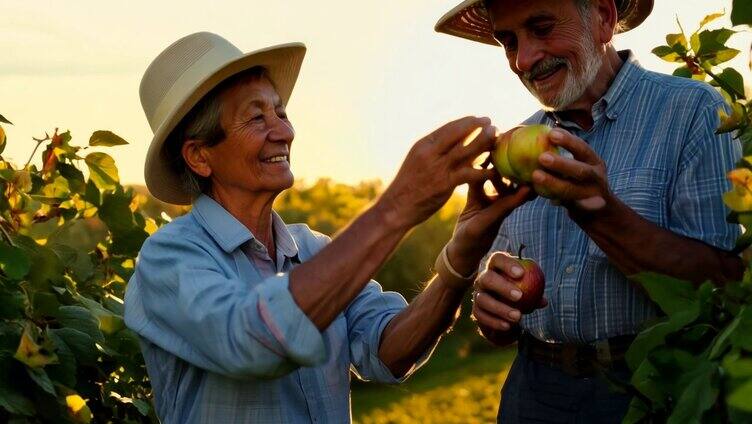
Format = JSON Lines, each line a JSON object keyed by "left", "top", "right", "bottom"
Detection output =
{"left": 289, "top": 198, "right": 410, "bottom": 330}
{"left": 377, "top": 275, "right": 468, "bottom": 378}
{"left": 572, "top": 197, "right": 744, "bottom": 285}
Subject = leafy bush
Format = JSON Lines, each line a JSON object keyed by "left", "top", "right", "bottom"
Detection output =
{"left": 0, "top": 122, "right": 161, "bottom": 422}
{"left": 623, "top": 2, "right": 752, "bottom": 422}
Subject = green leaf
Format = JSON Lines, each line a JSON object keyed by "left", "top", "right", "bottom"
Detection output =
{"left": 630, "top": 359, "right": 665, "bottom": 404}
{"left": 714, "top": 67, "right": 746, "bottom": 99}
{"left": 49, "top": 327, "right": 98, "bottom": 366}
{"left": 622, "top": 397, "right": 650, "bottom": 424}
{"left": 632, "top": 273, "right": 698, "bottom": 317}
{"left": 652, "top": 45, "right": 682, "bottom": 62}
{"left": 673, "top": 66, "right": 693, "bottom": 79}
{"left": 0, "top": 383, "right": 35, "bottom": 416}
{"left": 84, "top": 152, "right": 119, "bottom": 191}
{"left": 55, "top": 306, "right": 104, "bottom": 344}
{"left": 25, "top": 367, "right": 56, "bottom": 396}
{"left": 0, "top": 290, "right": 26, "bottom": 319}
{"left": 76, "top": 296, "right": 125, "bottom": 335}
{"left": 45, "top": 329, "right": 76, "bottom": 387}
{"left": 109, "top": 226, "right": 148, "bottom": 256}
{"left": 626, "top": 309, "right": 700, "bottom": 370}
{"left": 0, "top": 113, "right": 12, "bottom": 125}
{"left": 48, "top": 243, "right": 94, "bottom": 281}
{"left": 702, "top": 48, "right": 740, "bottom": 67}
{"left": 132, "top": 398, "right": 151, "bottom": 416}
{"left": 731, "top": 0, "right": 752, "bottom": 26}
{"left": 99, "top": 187, "right": 135, "bottom": 234}
{"left": 667, "top": 361, "right": 718, "bottom": 424}
{"left": 729, "top": 379, "right": 752, "bottom": 412}
{"left": 709, "top": 306, "right": 745, "bottom": 358}
{"left": 730, "top": 306, "right": 752, "bottom": 349}
{"left": 83, "top": 178, "right": 100, "bottom": 206}
{"left": 58, "top": 162, "right": 86, "bottom": 194}
{"left": 89, "top": 130, "right": 128, "bottom": 147}
{"left": 697, "top": 29, "right": 737, "bottom": 57}
{"left": 724, "top": 357, "right": 752, "bottom": 378}
{"left": 0, "top": 243, "right": 30, "bottom": 280}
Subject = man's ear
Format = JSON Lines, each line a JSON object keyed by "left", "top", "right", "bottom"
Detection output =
{"left": 181, "top": 139, "right": 212, "bottom": 178}
{"left": 593, "top": 0, "right": 618, "bottom": 44}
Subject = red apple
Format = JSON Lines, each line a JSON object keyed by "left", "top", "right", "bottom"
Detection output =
{"left": 510, "top": 244, "right": 545, "bottom": 314}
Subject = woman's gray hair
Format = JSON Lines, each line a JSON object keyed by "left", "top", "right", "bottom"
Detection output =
{"left": 166, "top": 66, "right": 268, "bottom": 199}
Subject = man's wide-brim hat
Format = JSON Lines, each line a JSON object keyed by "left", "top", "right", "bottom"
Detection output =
{"left": 139, "top": 32, "right": 306, "bottom": 205}
{"left": 435, "top": 0, "right": 654, "bottom": 46}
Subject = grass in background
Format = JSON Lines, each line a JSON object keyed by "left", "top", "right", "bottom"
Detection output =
{"left": 351, "top": 335, "right": 516, "bottom": 423}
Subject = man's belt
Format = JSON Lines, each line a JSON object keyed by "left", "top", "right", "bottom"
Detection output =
{"left": 518, "top": 332, "right": 636, "bottom": 377}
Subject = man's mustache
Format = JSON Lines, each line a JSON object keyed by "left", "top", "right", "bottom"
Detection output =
{"left": 523, "top": 57, "right": 568, "bottom": 82}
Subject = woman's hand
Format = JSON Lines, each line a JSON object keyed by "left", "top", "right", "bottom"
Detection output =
{"left": 443, "top": 148, "right": 535, "bottom": 282}
{"left": 378, "top": 116, "right": 498, "bottom": 230}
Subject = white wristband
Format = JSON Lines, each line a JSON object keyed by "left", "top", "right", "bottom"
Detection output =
{"left": 435, "top": 244, "right": 477, "bottom": 282}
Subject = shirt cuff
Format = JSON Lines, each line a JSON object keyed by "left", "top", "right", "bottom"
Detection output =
{"left": 366, "top": 311, "right": 436, "bottom": 384}
{"left": 255, "top": 273, "right": 328, "bottom": 367}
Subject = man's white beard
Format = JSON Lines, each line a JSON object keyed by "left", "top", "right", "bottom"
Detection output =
{"left": 523, "top": 30, "right": 603, "bottom": 112}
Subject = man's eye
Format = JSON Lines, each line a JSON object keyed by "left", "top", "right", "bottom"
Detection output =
{"left": 532, "top": 25, "right": 553, "bottom": 37}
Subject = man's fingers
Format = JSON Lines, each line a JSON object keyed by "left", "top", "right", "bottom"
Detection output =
{"left": 531, "top": 169, "right": 591, "bottom": 200}
{"left": 538, "top": 152, "right": 596, "bottom": 182}
{"left": 431, "top": 116, "right": 492, "bottom": 153}
{"left": 474, "top": 291, "right": 522, "bottom": 323}
{"left": 487, "top": 251, "right": 525, "bottom": 279}
{"left": 472, "top": 299, "right": 514, "bottom": 331}
{"left": 476, "top": 268, "right": 524, "bottom": 303}
{"left": 548, "top": 128, "right": 600, "bottom": 165}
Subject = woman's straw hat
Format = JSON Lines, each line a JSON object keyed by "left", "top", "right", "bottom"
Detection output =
{"left": 139, "top": 32, "right": 305, "bottom": 204}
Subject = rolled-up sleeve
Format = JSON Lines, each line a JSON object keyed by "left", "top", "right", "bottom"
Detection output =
{"left": 668, "top": 92, "right": 742, "bottom": 251}
{"left": 344, "top": 280, "right": 416, "bottom": 384}
{"left": 124, "top": 233, "right": 326, "bottom": 380}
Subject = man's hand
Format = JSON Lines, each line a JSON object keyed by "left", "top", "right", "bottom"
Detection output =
{"left": 472, "top": 252, "right": 547, "bottom": 338}
{"left": 533, "top": 128, "right": 612, "bottom": 213}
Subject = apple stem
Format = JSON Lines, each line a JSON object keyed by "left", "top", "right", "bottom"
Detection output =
{"left": 518, "top": 244, "right": 526, "bottom": 259}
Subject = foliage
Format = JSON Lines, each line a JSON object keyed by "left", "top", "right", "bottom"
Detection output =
{"left": 624, "top": 3, "right": 752, "bottom": 422}
{"left": 0, "top": 124, "right": 162, "bottom": 422}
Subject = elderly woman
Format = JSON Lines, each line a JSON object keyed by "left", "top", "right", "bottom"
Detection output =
{"left": 124, "top": 32, "right": 531, "bottom": 423}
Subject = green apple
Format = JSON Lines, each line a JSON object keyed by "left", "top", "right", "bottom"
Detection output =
{"left": 491, "top": 126, "right": 522, "bottom": 182}
{"left": 492, "top": 124, "right": 558, "bottom": 197}
{"left": 507, "top": 124, "right": 556, "bottom": 183}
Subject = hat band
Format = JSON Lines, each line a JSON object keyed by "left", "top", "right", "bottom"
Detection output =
{"left": 151, "top": 43, "right": 242, "bottom": 134}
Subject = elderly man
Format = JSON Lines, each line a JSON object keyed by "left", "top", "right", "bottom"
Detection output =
{"left": 124, "top": 32, "right": 531, "bottom": 423}
{"left": 436, "top": 0, "right": 744, "bottom": 422}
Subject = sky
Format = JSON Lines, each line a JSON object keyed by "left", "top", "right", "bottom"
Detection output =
{"left": 1, "top": 0, "right": 749, "bottom": 187}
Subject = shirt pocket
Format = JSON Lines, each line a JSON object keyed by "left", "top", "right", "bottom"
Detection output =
{"left": 587, "top": 167, "right": 670, "bottom": 257}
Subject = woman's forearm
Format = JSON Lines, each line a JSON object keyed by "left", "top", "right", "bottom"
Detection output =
{"left": 377, "top": 275, "right": 468, "bottom": 377}
{"left": 288, "top": 198, "right": 410, "bottom": 330}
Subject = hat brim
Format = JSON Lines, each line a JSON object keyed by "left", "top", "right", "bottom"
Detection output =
{"left": 144, "top": 43, "right": 306, "bottom": 205}
{"left": 435, "top": 0, "right": 654, "bottom": 47}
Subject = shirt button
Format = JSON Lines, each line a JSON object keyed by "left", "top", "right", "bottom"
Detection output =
{"left": 565, "top": 265, "right": 575, "bottom": 274}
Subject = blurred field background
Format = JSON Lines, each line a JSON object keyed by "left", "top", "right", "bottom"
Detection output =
{"left": 119, "top": 178, "right": 516, "bottom": 423}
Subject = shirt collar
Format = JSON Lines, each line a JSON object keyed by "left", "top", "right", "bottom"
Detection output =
{"left": 192, "top": 194, "right": 299, "bottom": 259}
{"left": 547, "top": 50, "right": 644, "bottom": 129}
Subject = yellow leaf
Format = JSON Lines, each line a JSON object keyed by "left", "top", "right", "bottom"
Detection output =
{"left": 66, "top": 395, "right": 92, "bottom": 423}
{"left": 728, "top": 168, "right": 752, "bottom": 190}
{"left": 699, "top": 11, "right": 725, "bottom": 28}
{"left": 690, "top": 32, "right": 701, "bottom": 53}
{"left": 718, "top": 103, "right": 746, "bottom": 132}
{"left": 14, "top": 325, "right": 58, "bottom": 368}
{"left": 666, "top": 33, "right": 688, "bottom": 49}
